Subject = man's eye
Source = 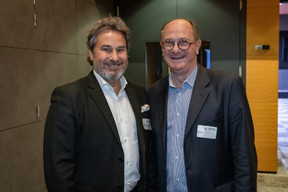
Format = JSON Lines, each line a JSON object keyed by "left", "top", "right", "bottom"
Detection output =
{"left": 179, "top": 40, "right": 188, "bottom": 44}
{"left": 117, "top": 48, "right": 126, "bottom": 53}
{"left": 102, "top": 47, "right": 112, "bottom": 52}
{"left": 165, "top": 41, "right": 174, "bottom": 46}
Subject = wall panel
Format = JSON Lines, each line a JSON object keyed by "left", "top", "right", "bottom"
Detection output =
{"left": 247, "top": 7, "right": 280, "bottom": 57}
{"left": 0, "top": 122, "right": 46, "bottom": 192}
{"left": 0, "top": 0, "right": 114, "bottom": 191}
{"left": 33, "top": 0, "right": 77, "bottom": 53}
{"left": 246, "top": 0, "right": 279, "bottom": 172}
{"left": 0, "top": 0, "right": 34, "bottom": 48}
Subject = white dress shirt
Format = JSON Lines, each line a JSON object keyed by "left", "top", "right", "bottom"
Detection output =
{"left": 94, "top": 70, "right": 140, "bottom": 192}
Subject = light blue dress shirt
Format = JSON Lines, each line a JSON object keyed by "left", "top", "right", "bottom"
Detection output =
{"left": 166, "top": 66, "right": 197, "bottom": 192}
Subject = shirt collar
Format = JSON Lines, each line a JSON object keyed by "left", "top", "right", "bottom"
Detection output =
{"left": 93, "top": 69, "right": 128, "bottom": 92}
{"left": 169, "top": 65, "right": 198, "bottom": 88}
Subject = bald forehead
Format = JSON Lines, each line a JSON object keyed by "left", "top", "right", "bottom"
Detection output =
{"left": 168, "top": 19, "right": 190, "bottom": 26}
{"left": 162, "top": 19, "right": 192, "bottom": 31}
{"left": 161, "top": 19, "right": 194, "bottom": 40}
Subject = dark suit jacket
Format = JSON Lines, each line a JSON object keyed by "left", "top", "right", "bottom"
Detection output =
{"left": 44, "top": 71, "right": 153, "bottom": 192}
{"left": 147, "top": 65, "right": 257, "bottom": 192}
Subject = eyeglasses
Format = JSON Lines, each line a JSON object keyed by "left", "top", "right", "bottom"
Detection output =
{"left": 161, "top": 39, "right": 198, "bottom": 51}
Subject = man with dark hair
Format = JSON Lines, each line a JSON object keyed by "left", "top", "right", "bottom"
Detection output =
{"left": 44, "top": 15, "right": 153, "bottom": 192}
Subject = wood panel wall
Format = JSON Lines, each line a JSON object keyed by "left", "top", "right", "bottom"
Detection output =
{"left": 246, "top": 0, "right": 279, "bottom": 172}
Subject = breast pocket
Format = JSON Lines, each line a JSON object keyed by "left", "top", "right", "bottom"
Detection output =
{"left": 197, "top": 115, "right": 224, "bottom": 140}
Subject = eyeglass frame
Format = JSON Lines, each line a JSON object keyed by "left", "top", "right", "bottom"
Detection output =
{"left": 161, "top": 39, "right": 199, "bottom": 51}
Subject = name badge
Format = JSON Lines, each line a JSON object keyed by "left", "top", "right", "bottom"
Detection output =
{"left": 142, "top": 118, "right": 152, "bottom": 130}
{"left": 197, "top": 125, "right": 217, "bottom": 139}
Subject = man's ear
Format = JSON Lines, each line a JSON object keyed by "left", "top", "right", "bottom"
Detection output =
{"left": 88, "top": 50, "right": 94, "bottom": 61}
{"left": 196, "top": 40, "right": 202, "bottom": 55}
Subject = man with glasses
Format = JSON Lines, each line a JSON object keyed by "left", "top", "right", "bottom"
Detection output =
{"left": 147, "top": 19, "right": 257, "bottom": 192}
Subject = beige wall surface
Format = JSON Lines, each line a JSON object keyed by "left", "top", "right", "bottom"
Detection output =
{"left": 0, "top": 0, "right": 113, "bottom": 191}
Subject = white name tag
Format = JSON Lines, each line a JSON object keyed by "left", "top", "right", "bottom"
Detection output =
{"left": 197, "top": 125, "right": 217, "bottom": 139}
{"left": 142, "top": 118, "right": 152, "bottom": 130}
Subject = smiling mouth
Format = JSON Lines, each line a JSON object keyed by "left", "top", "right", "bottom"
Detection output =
{"left": 105, "top": 63, "right": 123, "bottom": 67}
{"left": 171, "top": 56, "right": 184, "bottom": 60}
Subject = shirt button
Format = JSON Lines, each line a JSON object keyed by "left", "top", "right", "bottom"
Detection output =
{"left": 176, "top": 113, "right": 180, "bottom": 116}
{"left": 176, "top": 156, "right": 179, "bottom": 159}
{"left": 176, "top": 178, "right": 180, "bottom": 182}
{"left": 176, "top": 134, "right": 179, "bottom": 137}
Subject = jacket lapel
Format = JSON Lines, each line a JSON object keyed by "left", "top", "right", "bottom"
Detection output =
{"left": 86, "top": 71, "right": 121, "bottom": 144}
{"left": 184, "top": 66, "right": 211, "bottom": 137}
{"left": 125, "top": 84, "right": 147, "bottom": 181}
{"left": 158, "top": 77, "right": 169, "bottom": 157}
{"left": 125, "top": 85, "right": 145, "bottom": 152}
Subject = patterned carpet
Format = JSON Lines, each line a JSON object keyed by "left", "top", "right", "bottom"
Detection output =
{"left": 257, "top": 98, "right": 288, "bottom": 192}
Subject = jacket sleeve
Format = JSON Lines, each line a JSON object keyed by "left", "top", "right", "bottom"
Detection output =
{"left": 43, "top": 87, "right": 77, "bottom": 192}
{"left": 229, "top": 76, "right": 257, "bottom": 192}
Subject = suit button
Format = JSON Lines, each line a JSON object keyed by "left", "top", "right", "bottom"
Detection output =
{"left": 118, "top": 157, "right": 124, "bottom": 163}
{"left": 187, "top": 169, "right": 193, "bottom": 175}
{"left": 117, "top": 185, "right": 123, "bottom": 191}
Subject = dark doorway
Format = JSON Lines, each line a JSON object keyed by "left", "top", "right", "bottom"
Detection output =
{"left": 145, "top": 42, "right": 168, "bottom": 87}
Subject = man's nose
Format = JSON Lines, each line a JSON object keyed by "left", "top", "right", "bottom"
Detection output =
{"left": 110, "top": 50, "right": 120, "bottom": 61}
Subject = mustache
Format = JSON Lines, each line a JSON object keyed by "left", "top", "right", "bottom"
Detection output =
{"left": 104, "top": 61, "right": 123, "bottom": 66}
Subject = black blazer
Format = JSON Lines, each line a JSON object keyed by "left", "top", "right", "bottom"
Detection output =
{"left": 44, "top": 71, "right": 153, "bottom": 192}
{"left": 147, "top": 65, "right": 257, "bottom": 192}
